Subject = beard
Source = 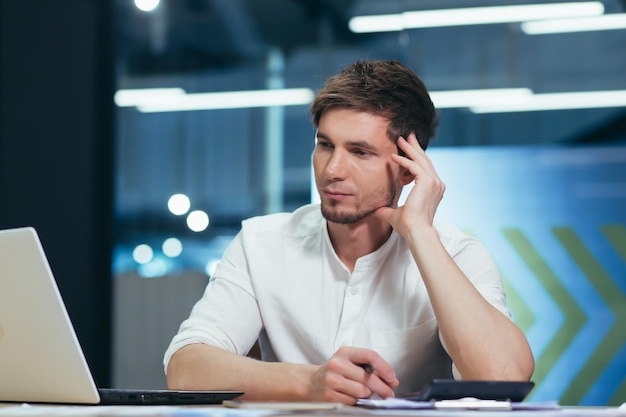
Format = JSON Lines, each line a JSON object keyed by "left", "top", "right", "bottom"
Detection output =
{"left": 320, "top": 183, "right": 399, "bottom": 224}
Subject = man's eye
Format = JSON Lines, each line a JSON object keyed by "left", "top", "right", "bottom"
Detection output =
{"left": 354, "top": 149, "right": 370, "bottom": 156}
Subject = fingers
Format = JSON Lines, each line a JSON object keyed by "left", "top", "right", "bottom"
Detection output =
{"left": 396, "top": 133, "right": 444, "bottom": 187}
{"left": 342, "top": 347, "right": 398, "bottom": 387}
{"left": 311, "top": 347, "right": 399, "bottom": 404}
{"left": 384, "top": 133, "right": 445, "bottom": 231}
{"left": 322, "top": 361, "right": 374, "bottom": 400}
{"left": 363, "top": 370, "right": 398, "bottom": 399}
{"left": 330, "top": 347, "right": 398, "bottom": 398}
{"left": 396, "top": 134, "right": 433, "bottom": 172}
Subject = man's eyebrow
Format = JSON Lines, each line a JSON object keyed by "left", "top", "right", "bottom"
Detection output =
{"left": 315, "top": 131, "right": 330, "bottom": 141}
{"left": 346, "top": 141, "right": 379, "bottom": 154}
{"left": 316, "top": 131, "right": 379, "bottom": 151}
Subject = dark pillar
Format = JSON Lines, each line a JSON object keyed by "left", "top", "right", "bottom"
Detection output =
{"left": 0, "top": 0, "right": 114, "bottom": 386}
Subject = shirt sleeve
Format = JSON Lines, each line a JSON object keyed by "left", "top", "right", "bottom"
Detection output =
{"left": 436, "top": 221, "right": 510, "bottom": 317}
{"left": 453, "top": 234, "right": 510, "bottom": 318}
{"left": 163, "top": 231, "right": 263, "bottom": 374}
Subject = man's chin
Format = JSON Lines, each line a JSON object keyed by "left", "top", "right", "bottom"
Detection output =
{"left": 320, "top": 206, "right": 376, "bottom": 225}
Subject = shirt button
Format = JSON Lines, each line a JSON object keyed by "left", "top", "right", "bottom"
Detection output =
{"left": 350, "top": 286, "right": 359, "bottom": 295}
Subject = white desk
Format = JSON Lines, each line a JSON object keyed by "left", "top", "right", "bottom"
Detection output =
{"left": 0, "top": 403, "right": 625, "bottom": 417}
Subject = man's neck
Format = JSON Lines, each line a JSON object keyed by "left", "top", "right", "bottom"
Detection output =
{"left": 326, "top": 217, "right": 393, "bottom": 272}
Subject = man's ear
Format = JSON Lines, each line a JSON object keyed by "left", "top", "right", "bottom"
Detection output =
{"left": 400, "top": 167, "right": 415, "bottom": 186}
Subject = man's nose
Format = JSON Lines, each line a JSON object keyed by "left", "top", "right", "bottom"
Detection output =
{"left": 324, "top": 150, "right": 347, "bottom": 180}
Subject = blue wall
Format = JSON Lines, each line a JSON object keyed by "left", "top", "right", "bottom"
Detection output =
{"left": 421, "top": 144, "right": 626, "bottom": 405}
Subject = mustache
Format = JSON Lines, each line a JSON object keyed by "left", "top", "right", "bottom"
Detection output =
{"left": 320, "top": 187, "right": 354, "bottom": 195}
{"left": 317, "top": 179, "right": 354, "bottom": 194}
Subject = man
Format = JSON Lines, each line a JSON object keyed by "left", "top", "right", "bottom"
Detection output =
{"left": 164, "top": 60, "right": 534, "bottom": 404}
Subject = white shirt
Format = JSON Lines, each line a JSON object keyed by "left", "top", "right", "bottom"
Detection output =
{"left": 164, "top": 204, "right": 509, "bottom": 393}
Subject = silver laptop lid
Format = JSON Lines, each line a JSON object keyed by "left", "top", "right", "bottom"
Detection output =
{"left": 0, "top": 227, "right": 100, "bottom": 404}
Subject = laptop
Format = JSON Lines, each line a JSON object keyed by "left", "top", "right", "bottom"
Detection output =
{"left": 0, "top": 226, "right": 243, "bottom": 405}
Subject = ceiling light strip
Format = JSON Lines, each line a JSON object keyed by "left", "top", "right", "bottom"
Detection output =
{"left": 522, "top": 13, "right": 626, "bottom": 34}
{"left": 116, "top": 88, "right": 626, "bottom": 113}
{"left": 470, "top": 90, "right": 626, "bottom": 113}
{"left": 131, "top": 88, "right": 315, "bottom": 112}
{"left": 430, "top": 88, "right": 533, "bottom": 108}
{"left": 348, "top": 1, "right": 604, "bottom": 33}
{"left": 114, "top": 88, "right": 186, "bottom": 107}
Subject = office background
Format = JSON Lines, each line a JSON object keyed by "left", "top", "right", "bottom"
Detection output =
{"left": 0, "top": 0, "right": 624, "bottom": 406}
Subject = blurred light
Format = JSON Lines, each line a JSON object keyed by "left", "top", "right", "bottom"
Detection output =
{"left": 137, "top": 258, "right": 168, "bottom": 278}
{"left": 137, "top": 88, "right": 315, "bottom": 112}
{"left": 187, "top": 210, "right": 210, "bottom": 232}
{"left": 168, "top": 193, "right": 191, "bottom": 215}
{"left": 430, "top": 88, "right": 533, "bottom": 109}
{"left": 471, "top": 90, "right": 626, "bottom": 113}
{"left": 132, "top": 244, "right": 153, "bottom": 264}
{"left": 205, "top": 259, "right": 220, "bottom": 277}
{"left": 162, "top": 238, "right": 183, "bottom": 257}
{"left": 114, "top": 88, "right": 185, "bottom": 107}
{"left": 348, "top": 2, "right": 604, "bottom": 33}
{"left": 522, "top": 13, "right": 626, "bottom": 34}
{"left": 134, "top": 0, "right": 160, "bottom": 12}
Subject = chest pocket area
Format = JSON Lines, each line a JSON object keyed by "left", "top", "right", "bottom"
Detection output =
{"left": 370, "top": 318, "right": 438, "bottom": 351}
{"left": 369, "top": 318, "right": 450, "bottom": 391}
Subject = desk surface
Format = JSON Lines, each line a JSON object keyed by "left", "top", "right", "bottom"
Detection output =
{"left": 0, "top": 403, "right": 625, "bottom": 417}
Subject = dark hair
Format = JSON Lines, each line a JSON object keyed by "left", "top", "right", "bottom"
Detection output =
{"left": 310, "top": 60, "right": 438, "bottom": 150}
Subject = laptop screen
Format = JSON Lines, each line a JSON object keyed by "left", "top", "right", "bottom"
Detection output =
{"left": 0, "top": 227, "right": 242, "bottom": 405}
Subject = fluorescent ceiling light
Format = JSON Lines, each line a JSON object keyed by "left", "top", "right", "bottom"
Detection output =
{"left": 136, "top": 88, "right": 315, "bottom": 112}
{"left": 470, "top": 90, "right": 626, "bottom": 113}
{"left": 522, "top": 13, "right": 626, "bottom": 34}
{"left": 349, "top": 1, "right": 604, "bottom": 33}
{"left": 117, "top": 87, "right": 626, "bottom": 114}
{"left": 114, "top": 88, "right": 186, "bottom": 107}
{"left": 430, "top": 88, "right": 533, "bottom": 109}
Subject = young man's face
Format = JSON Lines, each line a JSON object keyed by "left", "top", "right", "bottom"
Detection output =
{"left": 313, "top": 108, "right": 407, "bottom": 224}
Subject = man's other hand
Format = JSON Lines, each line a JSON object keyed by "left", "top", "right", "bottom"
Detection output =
{"left": 308, "top": 346, "right": 399, "bottom": 404}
